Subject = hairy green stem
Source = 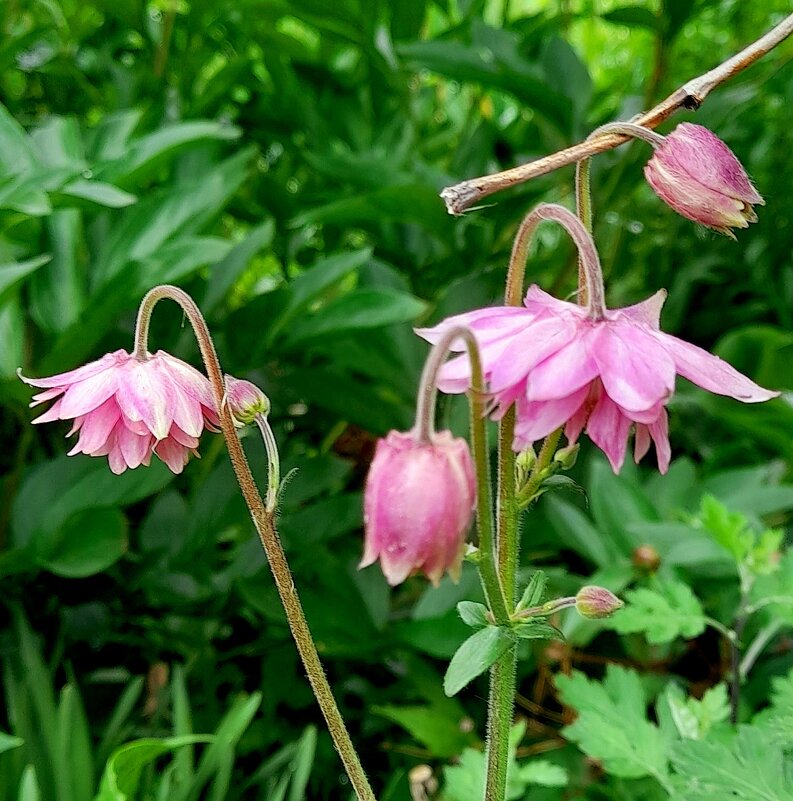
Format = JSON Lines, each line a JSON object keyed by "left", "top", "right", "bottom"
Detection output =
{"left": 134, "top": 286, "right": 376, "bottom": 801}
{"left": 415, "top": 325, "right": 509, "bottom": 622}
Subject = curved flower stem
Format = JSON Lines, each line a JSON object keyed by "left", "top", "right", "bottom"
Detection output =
{"left": 134, "top": 285, "right": 376, "bottom": 801}
{"left": 415, "top": 326, "right": 509, "bottom": 624}
{"left": 504, "top": 203, "right": 606, "bottom": 320}
{"left": 441, "top": 12, "right": 793, "bottom": 214}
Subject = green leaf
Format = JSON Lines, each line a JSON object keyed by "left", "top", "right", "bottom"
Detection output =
{"left": 0, "top": 731, "right": 24, "bottom": 754}
{"left": 94, "top": 736, "right": 211, "bottom": 801}
{"left": 443, "top": 626, "right": 515, "bottom": 697}
{"left": 0, "top": 255, "right": 51, "bottom": 303}
{"left": 0, "top": 102, "right": 38, "bottom": 175}
{"left": 372, "top": 704, "right": 475, "bottom": 758}
{"left": 670, "top": 727, "right": 793, "bottom": 801}
{"left": 38, "top": 507, "right": 128, "bottom": 578}
{"left": 516, "top": 760, "right": 568, "bottom": 787}
{"left": 602, "top": 6, "right": 660, "bottom": 30}
{"left": 512, "top": 621, "right": 562, "bottom": 640}
{"left": 282, "top": 288, "right": 427, "bottom": 347}
{"left": 54, "top": 179, "right": 137, "bottom": 208}
{"left": 543, "top": 496, "right": 619, "bottom": 568}
{"left": 457, "top": 601, "right": 489, "bottom": 629}
{"left": 663, "top": 682, "right": 729, "bottom": 740}
{"left": 516, "top": 570, "right": 547, "bottom": 611}
{"left": 606, "top": 580, "right": 706, "bottom": 644}
{"left": 557, "top": 665, "right": 672, "bottom": 785}
{"left": 695, "top": 494, "right": 753, "bottom": 563}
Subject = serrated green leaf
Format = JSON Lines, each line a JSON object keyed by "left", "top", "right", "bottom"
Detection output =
{"left": 443, "top": 627, "right": 514, "bottom": 697}
{"left": 556, "top": 665, "right": 672, "bottom": 786}
{"left": 670, "top": 727, "right": 793, "bottom": 801}
{"left": 606, "top": 580, "right": 706, "bottom": 644}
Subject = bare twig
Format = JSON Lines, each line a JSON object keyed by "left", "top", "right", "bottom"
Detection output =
{"left": 441, "top": 13, "right": 793, "bottom": 214}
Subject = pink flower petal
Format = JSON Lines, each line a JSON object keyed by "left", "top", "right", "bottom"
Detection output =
{"left": 660, "top": 334, "right": 779, "bottom": 402}
{"left": 70, "top": 398, "right": 121, "bottom": 453}
{"left": 488, "top": 315, "right": 576, "bottom": 393}
{"left": 526, "top": 327, "right": 600, "bottom": 402}
{"left": 634, "top": 424, "right": 651, "bottom": 464}
{"left": 617, "top": 289, "right": 667, "bottom": 330}
{"left": 586, "top": 391, "right": 632, "bottom": 473}
{"left": 117, "top": 426, "right": 154, "bottom": 469}
{"left": 58, "top": 368, "right": 121, "bottom": 418}
{"left": 31, "top": 398, "right": 64, "bottom": 424}
{"left": 116, "top": 360, "right": 172, "bottom": 439}
{"left": 17, "top": 350, "right": 127, "bottom": 389}
{"left": 416, "top": 307, "right": 530, "bottom": 349}
{"left": 593, "top": 322, "right": 675, "bottom": 412}
{"left": 649, "top": 408, "right": 671, "bottom": 474}
{"left": 513, "top": 385, "right": 589, "bottom": 447}
{"left": 154, "top": 438, "right": 189, "bottom": 474}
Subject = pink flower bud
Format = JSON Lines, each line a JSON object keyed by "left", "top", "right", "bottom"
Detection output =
{"left": 224, "top": 375, "right": 269, "bottom": 426}
{"left": 644, "top": 123, "right": 763, "bottom": 237}
{"left": 361, "top": 429, "right": 476, "bottom": 587}
{"left": 575, "top": 586, "right": 624, "bottom": 619}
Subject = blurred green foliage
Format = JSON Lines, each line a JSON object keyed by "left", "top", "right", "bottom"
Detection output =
{"left": 1, "top": 0, "right": 792, "bottom": 798}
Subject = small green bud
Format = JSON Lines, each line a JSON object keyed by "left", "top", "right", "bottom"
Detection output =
{"left": 225, "top": 375, "right": 270, "bottom": 426}
{"left": 553, "top": 442, "right": 579, "bottom": 470}
{"left": 516, "top": 447, "right": 537, "bottom": 472}
{"left": 574, "top": 586, "right": 624, "bottom": 619}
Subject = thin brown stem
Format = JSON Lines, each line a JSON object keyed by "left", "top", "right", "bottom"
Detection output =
{"left": 134, "top": 286, "right": 376, "bottom": 801}
{"left": 441, "top": 13, "right": 793, "bottom": 214}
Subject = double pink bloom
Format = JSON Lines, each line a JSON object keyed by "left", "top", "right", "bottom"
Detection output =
{"left": 20, "top": 349, "right": 219, "bottom": 474}
{"left": 418, "top": 285, "right": 777, "bottom": 473}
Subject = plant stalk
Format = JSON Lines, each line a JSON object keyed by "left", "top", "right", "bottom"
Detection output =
{"left": 134, "top": 285, "right": 376, "bottom": 801}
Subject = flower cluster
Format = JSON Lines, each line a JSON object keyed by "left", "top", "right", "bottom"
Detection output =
{"left": 20, "top": 349, "right": 219, "bottom": 474}
{"left": 417, "top": 284, "right": 776, "bottom": 473}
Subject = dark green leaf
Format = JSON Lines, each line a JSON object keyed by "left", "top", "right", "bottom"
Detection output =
{"left": 457, "top": 601, "right": 489, "bottom": 629}
{"left": 443, "top": 626, "right": 515, "bottom": 696}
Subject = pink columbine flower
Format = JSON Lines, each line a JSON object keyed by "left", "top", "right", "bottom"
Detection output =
{"left": 19, "top": 349, "right": 219, "bottom": 474}
{"left": 416, "top": 285, "right": 778, "bottom": 474}
{"left": 644, "top": 123, "right": 764, "bottom": 237}
{"left": 361, "top": 429, "right": 476, "bottom": 586}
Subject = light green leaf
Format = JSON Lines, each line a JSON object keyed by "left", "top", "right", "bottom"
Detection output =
{"left": 606, "top": 580, "right": 706, "bottom": 644}
{"left": 55, "top": 179, "right": 137, "bottom": 208}
{"left": 457, "top": 601, "right": 489, "bottom": 629}
{"left": 443, "top": 626, "right": 515, "bottom": 697}
{"left": 556, "top": 665, "right": 672, "bottom": 785}
{"left": 516, "top": 760, "right": 568, "bottom": 787}
{"left": 670, "top": 727, "right": 793, "bottom": 801}
{"left": 0, "top": 730, "right": 24, "bottom": 754}
{"left": 94, "top": 736, "right": 211, "bottom": 801}
{"left": 516, "top": 570, "right": 547, "bottom": 611}
{"left": 664, "top": 682, "right": 729, "bottom": 740}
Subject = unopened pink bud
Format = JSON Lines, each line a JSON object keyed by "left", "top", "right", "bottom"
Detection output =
{"left": 224, "top": 375, "right": 269, "bottom": 425}
{"left": 575, "top": 586, "right": 624, "bottom": 619}
{"left": 644, "top": 123, "right": 763, "bottom": 237}
{"left": 360, "top": 429, "right": 476, "bottom": 587}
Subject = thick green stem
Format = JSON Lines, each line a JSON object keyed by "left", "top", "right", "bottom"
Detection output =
{"left": 485, "top": 647, "right": 518, "bottom": 801}
{"left": 134, "top": 286, "right": 376, "bottom": 801}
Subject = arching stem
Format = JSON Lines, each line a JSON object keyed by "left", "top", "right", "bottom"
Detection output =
{"left": 134, "top": 285, "right": 376, "bottom": 801}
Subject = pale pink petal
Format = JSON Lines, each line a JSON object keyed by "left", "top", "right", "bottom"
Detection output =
{"left": 634, "top": 424, "right": 651, "bottom": 463}
{"left": 416, "top": 307, "right": 530, "bottom": 349}
{"left": 157, "top": 352, "right": 217, "bottom": 410}
{"left": 30, "top": 387, "right": 64, "bottom": 405}
{"left": 70, "top": 398, "right": 121, "bottom": 453}
{"left": 116, "top": 360, "right": 172, "bottom": 439}
{"left": 32, "top": 398, "right": 65, "bottom": 424}
{"left": 526, "top": 328, "right": 600, "bottom": 402}
{"left": 659, "top": 333, "right": 779, "bottom": 402}
{"left": 116, "top": 426, "right": 154, "bottom": 469}
{"left": 436, "top": 352, "right": 476, "bottom": 393}
{"left": 17, "top": 350, "right": 127, "bottom": 389}
{"left": 649, "top": 408, "right": 671, "bottom": 474}
{"left": 586, "top": 391, "right": 632, "bottom": 473}
{"left": 593, "top": 322, "right": 675, "bottom": 412}
{"left": 168, "top": 425, "right": 199, "bottom": 449}
{"left": 107, "top": 442, "right": 128, "bottom": 475}
{"left": 58, "top": 368, "right": 121, "bottom": 418}
{"left": 523, "top": 284, "right": 584, "bottom": 318}
{"left": 154, "top": 438, "right": 189, "bottom": 474}
{"left": 488, "top": 315, "right": 577, "bottom": 393}
{"left": 617, "top": 289, "right": 667, "bottom": 329}
{"left": 513, "top": 386, "right": 589, "bottom": 447}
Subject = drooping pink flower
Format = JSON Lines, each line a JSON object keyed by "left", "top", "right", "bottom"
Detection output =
{"left": 644, "top": 123, "right": 763, "bottom": 236}
{"left": 19, "top": 349, "right": 219, "bottom": 474}
{"left": 361, "top": 429, "right": 476, "bottom": 586}
{"left": 417, "top": 285, "right": 778, "bottom": 474}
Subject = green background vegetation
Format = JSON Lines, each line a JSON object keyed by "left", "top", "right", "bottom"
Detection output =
{"left": 1, "top": 1, "right": 792, "bottom": 798}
